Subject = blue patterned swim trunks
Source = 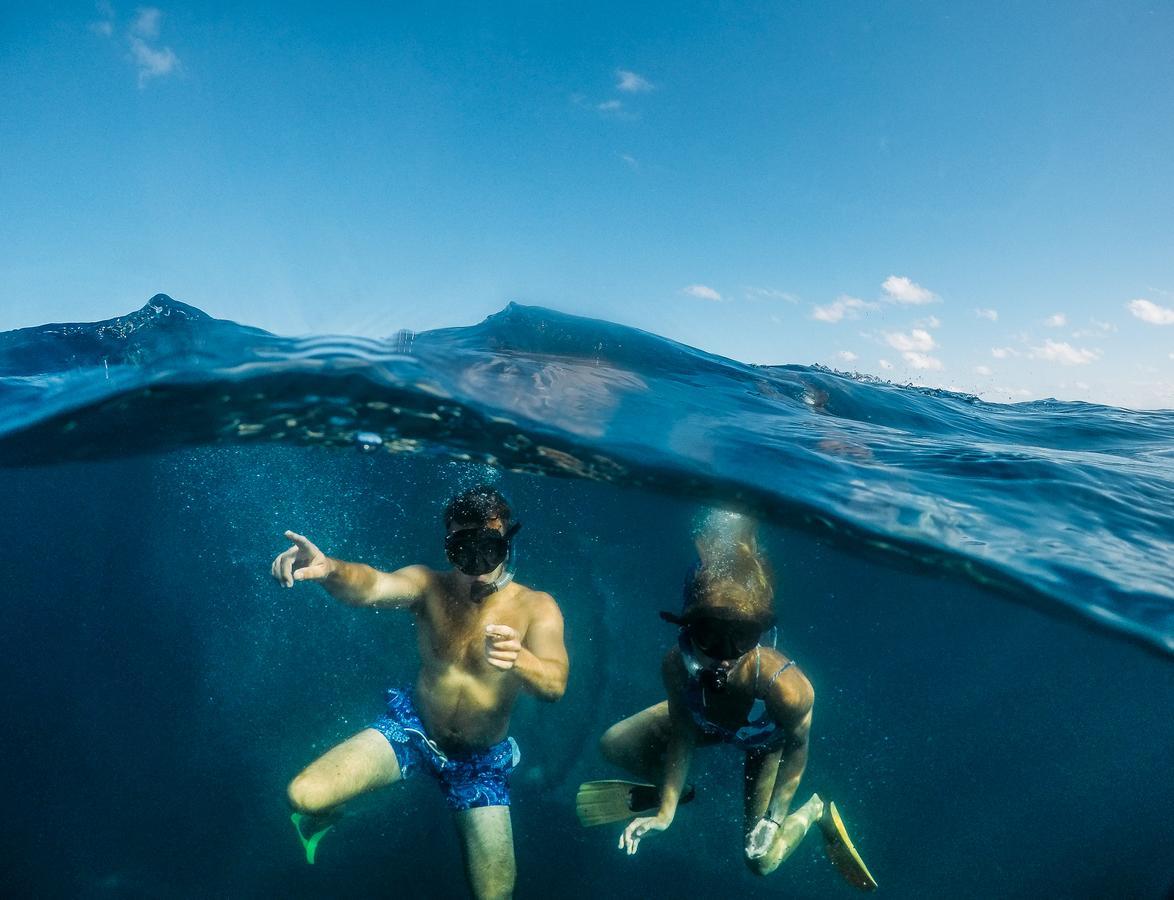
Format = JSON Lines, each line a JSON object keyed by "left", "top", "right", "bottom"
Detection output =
{"left": 370, "top": 687, "right": 521, "bottom": 811}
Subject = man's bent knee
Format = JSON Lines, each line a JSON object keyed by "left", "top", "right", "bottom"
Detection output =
{"left": 287, "top": 773, "right": 335, "bottom": 816}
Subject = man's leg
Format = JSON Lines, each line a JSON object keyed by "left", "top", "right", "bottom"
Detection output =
{"left": 742, "top": 748, "right": 823, "bottom": 876}
{"left": 288, "top": 728, "right": 403, "bottom": 815}
{"left": 454, "top": 806, "right": 516, "bottom": 900}
{"left": 597, "top": 701, "right": 671, "bottom": 780}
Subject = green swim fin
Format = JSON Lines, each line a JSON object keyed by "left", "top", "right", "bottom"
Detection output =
{"left": 290, "top": 811, "right": 336, "bottom": 865}
{"left": 575, "top": 780, "right": 696, "bottom": 827}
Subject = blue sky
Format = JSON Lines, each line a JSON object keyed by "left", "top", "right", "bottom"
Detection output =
{"left": 2, "top": 2, "right": 1172, "bottom": 407}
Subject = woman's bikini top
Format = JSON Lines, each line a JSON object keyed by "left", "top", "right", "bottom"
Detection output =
{"left": 681, "top": 637, "right": 796, "bottom": 751}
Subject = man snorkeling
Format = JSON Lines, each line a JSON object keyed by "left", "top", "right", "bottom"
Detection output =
{"left": 271, "top": 485, "right": 569, "bottom": 900}
{"left": 576, "top": 522, "right": 875, "bottom": 890}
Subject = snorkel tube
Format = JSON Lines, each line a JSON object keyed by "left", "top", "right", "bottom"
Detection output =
{"left": 462, "top": 525, "right": 523, "bottom": 600}
{"left": 660, "top": 608, "right": 776, "bottom": 693}
{"left": 676, "top": 628, "right": 733, "bottom": 692}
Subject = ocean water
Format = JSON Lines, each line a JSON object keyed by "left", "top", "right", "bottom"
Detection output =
{"left": 0, "top": 297, "right": 1170, "bottom": 899}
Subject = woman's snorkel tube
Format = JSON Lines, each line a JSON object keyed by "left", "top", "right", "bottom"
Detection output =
{"left": 661, "top": 607, "right": 776, "bottom": 692}
{"left": 662, "top": 509, "right": 776, "bottom": 688}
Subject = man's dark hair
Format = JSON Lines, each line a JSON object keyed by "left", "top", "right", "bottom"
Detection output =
{"left": 444, "top": 485, "right": 513, "bottom": 530}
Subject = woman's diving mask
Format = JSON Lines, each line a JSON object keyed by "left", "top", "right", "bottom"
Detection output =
{"left": 660, "top": 609, "right": 776, "bottom": 693}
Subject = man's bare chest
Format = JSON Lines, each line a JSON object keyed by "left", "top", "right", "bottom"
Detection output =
{"left": 419, "top": 592, "right": 527, "bottom": 666}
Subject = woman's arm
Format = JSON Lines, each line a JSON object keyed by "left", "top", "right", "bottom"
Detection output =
{"left": 764, "top": 706, "right": 812, "bottom": 824}
{"left": 619, "top": 651, "right": 696, "bottom": 855}
{"left": 746, "top": 663, "right": 815, "bottom": 858}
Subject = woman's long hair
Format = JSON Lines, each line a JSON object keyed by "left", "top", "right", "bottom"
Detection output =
{"left": 684, "top": 517, "right": 774, "bottom": 625}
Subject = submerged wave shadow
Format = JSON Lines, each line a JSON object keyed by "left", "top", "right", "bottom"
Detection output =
{"left": 1, "top": 295, "right": 1171, "bottom": 656}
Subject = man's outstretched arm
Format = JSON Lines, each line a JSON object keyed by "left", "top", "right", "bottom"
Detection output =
{"left": 485, "top": 596, "right": 569, "bottom": 701}
{"left": 271, "top": 530, "right": 430, "bottom": 608}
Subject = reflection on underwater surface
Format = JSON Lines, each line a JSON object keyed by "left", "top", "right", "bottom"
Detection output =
{"left": 1, "top": 297, "right": 1171, "bottom": 656}
{"left": 0, "top": 299, "right": 1171, "bottom": 897}
{"left": 0, "top": 448, "right": 1170, "bottom": 898}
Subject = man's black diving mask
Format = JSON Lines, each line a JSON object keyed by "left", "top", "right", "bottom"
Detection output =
{"left": 445, "top": 522, "right": 522, "bottom": 576}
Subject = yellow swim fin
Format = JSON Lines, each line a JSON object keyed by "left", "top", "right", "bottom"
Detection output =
{"left": 575, "top": 780, "right": 695, "bottom": 827}
{"left": 818, "top": 801, "right": 878, "bottom": 891}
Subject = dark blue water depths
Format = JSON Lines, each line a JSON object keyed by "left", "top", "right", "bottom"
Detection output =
{"left": 1, "top": 298, "right": 1171, "bottom": 898}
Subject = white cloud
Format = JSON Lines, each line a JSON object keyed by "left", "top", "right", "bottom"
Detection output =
{"left": 882, "top": 275, "right": 937, "bottom": 305}
{"left": 975, "top": 308, "right": 999, "bottom": 321}
{"left": 975, "top": 365, "right": 992, "bottom": 376}
{"left": 745, "top": 286, "right": 800, "bottom": 303}
{"left": 1030, "top": 339, "right": 1101, "bottom": 366}
{"left": 878, "top": 359, "right": 893, "bottom": 370}
{"left": 619, "top": 153, "right": 638, "bottom": 169}
{"left": 90, "top": 1, "right": 115, "bottom": 37}
{"left": 573, "top": 94, "right": 636, "bottom": 119}
{"left": 1045, "top": 313, "right": 1068, "bottom": 327}
{"left": 683, "top": 284, "right": 722, "bottom": 302}
{"left": 991, "top": 346, "right": 1018, "bottom": 359}
{"left": 836, "top": 350, "right": 858, "bottom": 363}
{"left": 96, "top": 4, "right": 180, "bottom": 86}
{"left": 129, "top": 35, "right": 179, "bottom": 86}
{"left": 994, "top": 386, "right": 1034, "bottom": 399}
{"left": 884, "top": 329, "right": 936, "bottom": 352}
{"left": 1128, "top": 298, "right": 1174, "bottom": 325}
{"left": 616, "top": 70, "right": 654, "bottom": 93}
{"left": 916, "top": 315, "right": 941, "bottom": 329}
{"left": 903, "top": 351, "right": 943, "bottom": 370}
{"left": 812, "top": 295, "right": 874, "bottom": 323}
{"left": 1072, "top": 318, "right": 1118, "bottom": 338}
{"left": 132, "top": 7, "right": 162, "bottom": 39}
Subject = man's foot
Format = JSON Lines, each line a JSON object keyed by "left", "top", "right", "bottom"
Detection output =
{"left": 817, "top": 801, "right": 878, "bottom": 891}
{"left": 290, "top": 811, "right": 337, "bottom": 865}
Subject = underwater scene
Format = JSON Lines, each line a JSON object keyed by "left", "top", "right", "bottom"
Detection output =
{"left": 1, "top": 297, "right": 1171, "bottom": 899}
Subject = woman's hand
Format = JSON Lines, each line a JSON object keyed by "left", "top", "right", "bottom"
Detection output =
{"left": 619, "top": 814, "right": 671, "bottom": 856}
{"left": 745, "top": 816, "right": 780, "bottom": 859}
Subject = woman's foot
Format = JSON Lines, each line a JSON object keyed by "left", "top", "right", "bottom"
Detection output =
{"left": 753, "top": 793, "right": 826, "bottom": 875}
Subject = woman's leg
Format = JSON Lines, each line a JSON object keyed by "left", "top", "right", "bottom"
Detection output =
{"left": 742, "top": 749, "right": 824, "bottom": 876}
{"left": 597, "top": 701, "right": 672, "bottom": 781}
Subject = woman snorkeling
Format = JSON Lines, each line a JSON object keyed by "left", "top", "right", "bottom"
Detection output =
{"left": 576, "top": 520, "right": 876, "bottom": 889}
